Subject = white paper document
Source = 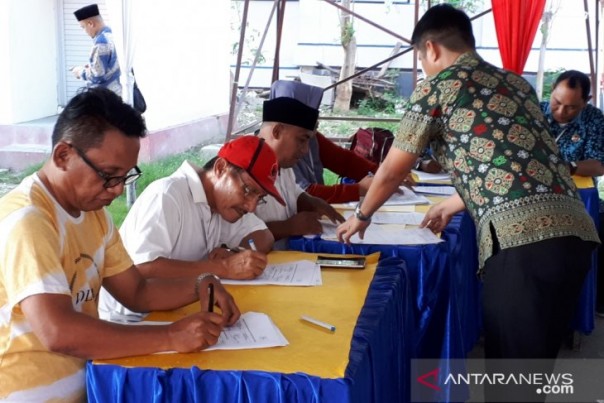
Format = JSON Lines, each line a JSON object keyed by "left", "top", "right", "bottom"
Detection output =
{"left": 114, "top": 312, "right": 288, "bottom": 352}
{"left": 411, "top": 169, "right": 452, "bottom": 183}
{"left": 341, "top": 211, "right": 426, "bottom": 226}
{"left": 322, "top": 225, "right": 443, "bottom": 245}
{"left": 335, "top": 188, "right": 430, "bottom": 209}
{"left": 412, "top": 185, "right": 457, "bottom": 196}
{"left": 221, "top": 260, "right": 322, "bottom": 286}
{"left": 205, "top": 312, "right": 289, "bottom": 351}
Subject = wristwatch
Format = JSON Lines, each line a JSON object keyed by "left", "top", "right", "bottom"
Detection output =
{"left": 354, "top": 202, "right": 372, "bottom": 222}
{"left": 569, "top": 161, "right": 578, "bottom": 175}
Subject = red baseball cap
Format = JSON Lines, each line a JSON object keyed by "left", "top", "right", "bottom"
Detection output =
{"left": 218, "top": 136, "right": 285, "bottom": 206}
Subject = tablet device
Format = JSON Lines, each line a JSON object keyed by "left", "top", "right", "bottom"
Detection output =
{"left": 316, "top": 256, "right": 366, "bottom": 269}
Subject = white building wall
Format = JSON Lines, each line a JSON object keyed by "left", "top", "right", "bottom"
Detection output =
{"left": 0, "top": 0, "right": 231, "bottom": 132}
{"left": 135, "top": 0, "right": 231, "bottom": 131}
{"left": 0, "top": 0, "right": 58, "bottom": 124}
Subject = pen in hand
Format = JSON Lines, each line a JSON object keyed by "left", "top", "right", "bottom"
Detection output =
{"left": 207, "top": 283, "right": 214, "bottom": 313}
{"left": 248, "top": 238, "right": 258, "bottom": 251}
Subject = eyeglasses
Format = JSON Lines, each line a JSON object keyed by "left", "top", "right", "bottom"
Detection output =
{"left": 67, "top": 143, "right": 142, "bottom": 188}
{"left": 237, "top": 173, "right": 267, "bottom": 205}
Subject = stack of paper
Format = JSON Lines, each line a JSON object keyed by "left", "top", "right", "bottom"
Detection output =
{"left": 411, "top": 169, "right": 451, "bottom": 183}
{"left": 342, "top": 211, "right": 427, "bottom": 226}
{"left": 333, "top": 187, "right": 430, "bottom": 210}
{"left": 412, "top": 185, "right": 456, "bottom": 196}
{"left": 221, "top": 260, "right": 322, "bottom": 286}
{"left": 322, "top": 226, "right": 443, "bottom": 245}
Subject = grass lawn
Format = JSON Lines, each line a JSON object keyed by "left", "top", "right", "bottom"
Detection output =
{"left": 107, "top": 148, "right": 206, "bottom": 227}
{"left": 108, "top": 149, "right": 343, "bottom": 228}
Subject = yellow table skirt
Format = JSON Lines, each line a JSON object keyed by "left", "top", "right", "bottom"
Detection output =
{"left": 94, "top": 251, "right": 380, "bottom": 378}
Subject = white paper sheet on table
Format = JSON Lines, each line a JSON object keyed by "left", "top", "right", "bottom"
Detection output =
{"left": 221, "top": 260, "right": 322, "bottom": 286}
{"left": 116, "top": 312, "right": 289, "bottom": 352}
{"left": 411, "top": 169, "right": 452, "bottom": 183}
{"left": 205, "top": 312, "right": 289, "bottom": 351}
{"left": 322, "top": 225, "right": 443, "bottom": 245}
{"left": 342, "top": 210, "right": 426, "bottom": 225}
{"left": 334, "top": 188, "right": 430, "bottom": 209}
{"left": 412, "top": 185, "right": 456, "bottom": 196}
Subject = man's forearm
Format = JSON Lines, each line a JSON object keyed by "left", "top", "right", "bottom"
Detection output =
{"left": 136, "top": 257, "right": 225, "bottom": 279}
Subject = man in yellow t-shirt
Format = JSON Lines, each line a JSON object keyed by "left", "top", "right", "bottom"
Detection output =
{"left": 0, "top": 88, "right": 241, "bottom": 402}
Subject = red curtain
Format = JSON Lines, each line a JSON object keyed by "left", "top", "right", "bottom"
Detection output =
{"left": 491, "top": 0, "right": 546, "bottom": 74}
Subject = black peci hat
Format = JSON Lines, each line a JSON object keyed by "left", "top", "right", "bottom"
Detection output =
{"left": 74, "top": 4, "right": 100, "bottom": 21}
{"left": 262, "top": 97, "right": 319, "bottom": 131}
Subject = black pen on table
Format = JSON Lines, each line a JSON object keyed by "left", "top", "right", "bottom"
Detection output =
{"left": 207, "top": 283, "right": 214, "bottom": 313}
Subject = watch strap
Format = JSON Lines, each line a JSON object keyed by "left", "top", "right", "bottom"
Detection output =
{"left": 354, "top": 203, "right": 372, "bottom": 222}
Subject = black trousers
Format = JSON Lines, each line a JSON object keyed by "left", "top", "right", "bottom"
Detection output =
{"left": 597, "top": 212, "right": 604, "bottom": 313}
{"left": 481, "top": 237, "right": 595, "bottom": 402}
{"left": 482, "top": 236, "right": 594, "bottom": 359}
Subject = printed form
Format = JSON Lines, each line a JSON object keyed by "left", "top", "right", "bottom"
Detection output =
{"left": 121, "top": 312, "right": 289, "bottom": 351}
{"left": 221, "top": 260, "right": 321, "bottom": 286}
{"left": 205, "top": 312, "right": 289, "bottom": 351}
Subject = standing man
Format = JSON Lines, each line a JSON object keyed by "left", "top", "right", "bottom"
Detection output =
{"left": 71, "top": 4, "right": 122, "bottom": 95}
{"left": 337, "top": 2, "right": 599, "bottom": 376}
{"left": 0, "top": 88, "right": 239, "bottom": 401}
{"left": 540, "top": 70, "right": 604, "bottom": 177}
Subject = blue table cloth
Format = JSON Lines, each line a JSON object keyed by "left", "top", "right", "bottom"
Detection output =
{"left": 87, "top": 258, "right": 413, "bottom": 403}
{"left": 289, "top": 211, "right": 483, "bottom": 361}
{"left": 573, "top": 187, "right": 601, "bottom": 334}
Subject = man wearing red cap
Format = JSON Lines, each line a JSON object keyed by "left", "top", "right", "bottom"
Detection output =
{"left": 71, "top": 4, "right": 122, "bottom": 95}
{"left": 99, "top": 136, "right": 283, "bottom": 320}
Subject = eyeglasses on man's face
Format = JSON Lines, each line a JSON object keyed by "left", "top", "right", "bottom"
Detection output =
{"left": 237, "top": 172, "right": 267, "bottom": 205}
{"left": 67, "top": 143, "right": 142, "bottom": 188}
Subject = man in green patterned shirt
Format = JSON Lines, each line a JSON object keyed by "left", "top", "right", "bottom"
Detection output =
{"left": 337, "top": 4, "right": 599, "bottom": 365}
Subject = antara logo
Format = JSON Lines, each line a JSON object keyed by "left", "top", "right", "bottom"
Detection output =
{"left": 417, "top": 368, "right": 441, "bottom": 391}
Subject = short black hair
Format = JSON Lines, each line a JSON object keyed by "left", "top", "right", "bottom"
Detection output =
{"left": 553, "top": 70, "right": 591, "bottom": 101}
{"left": 411, "top": 4, "right": 475, "bottom": 52}
{"left": 52, "top": 87, "right": 147, "bottom": 150}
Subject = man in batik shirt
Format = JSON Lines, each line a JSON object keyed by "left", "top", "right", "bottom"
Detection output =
{"left": 540, "top": 70, "right": 604, "bottom": 178}
{"left": 337, "top": 3, "right": 599, "bottom": 367}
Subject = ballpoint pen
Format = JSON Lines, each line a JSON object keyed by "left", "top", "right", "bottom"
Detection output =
{"left": 248, "top": 238, "right": 258, "bottom": 251}
{"left": 208, "top": 283, "right": 214, "bottom": 313}
{"left": 300, "top": 315, "right": 336, "bottom": 332}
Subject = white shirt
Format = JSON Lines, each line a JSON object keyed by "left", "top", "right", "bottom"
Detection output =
{"left": 99, "top": 161, "right": 267, "bottom": 319}
{"left": 254, "top": 167, "right": 305, "bottom": 249}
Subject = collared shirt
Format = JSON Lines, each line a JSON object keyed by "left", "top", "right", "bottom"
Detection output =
{"left": 98, "top": 161, "right": 267, "bottom": 318}
{"left": 254, "top": 167, "right": 305, "bottom": 249}
{"left": 82, "top": 26, "right": 121, "bottom": 95}
{"left": 394, "top": 51, "right": 599, "bottom": 269}
{"left": 0, "top": 174, "right": 132, "bottom": 401}
{"left": 540, "top": 102, "right": 604, "bottom": 164}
